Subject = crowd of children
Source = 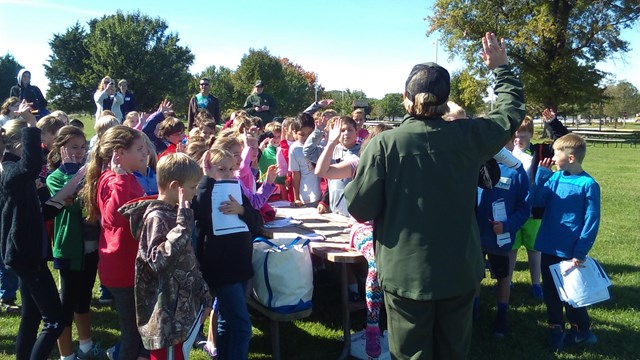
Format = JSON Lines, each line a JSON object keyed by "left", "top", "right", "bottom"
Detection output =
{"left": 0, "top": 82, "right": 603, "bottom": 360}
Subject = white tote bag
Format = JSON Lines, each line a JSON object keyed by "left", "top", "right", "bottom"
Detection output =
{"left": 252, "top": 237, "right": 313, "bottom": 313}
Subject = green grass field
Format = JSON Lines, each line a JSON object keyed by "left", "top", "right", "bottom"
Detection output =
{"left": 0, "top": 122, "right": 638, "bottom": 359}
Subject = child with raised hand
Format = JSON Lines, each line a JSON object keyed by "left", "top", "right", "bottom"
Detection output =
{"left": 1, "top": 102, "right": 86, "bottom": 360}
{"left": 192, "top": 148, "right": 264, "bottom": 360}
{"left": 119, "top": 153, "right": 212, "bottom": 360}
{"left": 237, "top": 131, "right": 260, "bottom": 193}
{"left": 314, "top": 119, "right": 392, "bottom": 358}
{"left": 257, "top": 121, "right": 282, "bottom": 180}
{"left": 532, "top": 133, "right": 600, "bottom": 353}
{"left": 80, "top": 125, "right": 149, "bottom": 360}
{"left": 474, "top": 137, "right": 531, "bottom": 338}
{"left": 46, "top": 126, "right": 103, "bottom": 359}
{"left": 289, "top": 112, "right": 321, "bottom": 207}
{"left": 510, "top": 110, "right": 570, "bottom": 300}
{"left": 305, "top": 115, "right": 360, "bottom": 217}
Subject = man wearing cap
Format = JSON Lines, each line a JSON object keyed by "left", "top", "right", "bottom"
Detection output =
{"left": 243, "top": 80, "right": 277, "bottom": 125}
{"left": 187, "top": 77, "right": 221, "bottom": 131}
{"left": 345, "top": 33, "right": 526, "bottom": 359}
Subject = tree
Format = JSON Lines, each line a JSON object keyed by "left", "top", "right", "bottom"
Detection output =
{"left": 603, "top": 81, "right": 640, "bottom": 119}
{"left": 374, "top": 93, "right": 404, "bottom": 120}
{"left": 426, "top": 0, "right": 640, "bottom": 111}
{"left": 449, "top": 70, "right": 487, "bottom": 116}
{"left": 324, "top": 89, "right": 368, "bottom": 115}
{"left": 0, "top": 53, "right": 23, "bottom": 99}
{"left": 229, "top": 49, "right": 319, "bottom": 117}
{"left": 233, "top": 48, "right": 286, "bottom": 115}
{"left": 45, "top": 12, "right": 194, "bottom": 114}
{"left": 280, "top": 58, "right": 316, "bottom": 116}
{"left": 45, "top": 23, "right": 92, "bottom": 112}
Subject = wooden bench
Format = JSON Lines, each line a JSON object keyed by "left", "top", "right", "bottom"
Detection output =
{"left": 247, "top": 296, "right": 312, "bottom": 360}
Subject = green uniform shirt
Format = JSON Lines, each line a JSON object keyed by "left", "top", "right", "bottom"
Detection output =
{"left": 345, "top": 65, "right": 525, "bottom": 301}
{"left": 243, "top": 93, "right": 277, "bottom": 124}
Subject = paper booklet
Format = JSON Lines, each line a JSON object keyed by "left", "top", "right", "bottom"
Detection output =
{"left": 549, "top": 256, "right": 612, "bottom": 308}
{"left": 212, "top": 180, "right": 249, "bottom": 236}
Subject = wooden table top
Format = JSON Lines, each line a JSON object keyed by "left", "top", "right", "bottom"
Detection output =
{"left": 260, "top": 204, "right": 364, "bottom": 263}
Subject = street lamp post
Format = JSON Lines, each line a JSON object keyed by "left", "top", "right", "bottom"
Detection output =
{"left": 433, "top": 41, "right": 439, "bottom": 64}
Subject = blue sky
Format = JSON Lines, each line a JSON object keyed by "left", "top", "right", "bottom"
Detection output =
{"left": 1, "top": 0, "right": 639, "bottom": 100}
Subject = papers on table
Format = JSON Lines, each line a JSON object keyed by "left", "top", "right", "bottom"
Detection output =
{"left": 212, "top": 180, "right": 249, "bottom": 235}
{"left": 549, "top": 256, "right": 612, "bottom": 308}
{"left": 264, "top": 216, "right": 303, "bottom": 229}
{"left": 182, "top": 305, "right": 204, "bottom": 359}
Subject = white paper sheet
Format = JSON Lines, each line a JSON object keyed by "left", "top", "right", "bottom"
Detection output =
{"left": 212, "top": 180, "right": 249, "bottom": 235}
{"left": 492, "top": 199, "right": 507, "bottom": 222}
{"left": 549, "top": 256, "right": 612, "bottom": 308}
{"left": 492, "top": 199, "right": 511, "bottom": 247}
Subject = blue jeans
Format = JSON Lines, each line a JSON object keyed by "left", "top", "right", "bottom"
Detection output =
{"left": 0, "top": 257, "right": 19, "bottom": 301}
{"left": 216, "top": 282, "right": 251, "bottom": 360}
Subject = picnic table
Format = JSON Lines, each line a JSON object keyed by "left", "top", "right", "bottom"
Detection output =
{"left": 259, "top": 202, "right": 366, "bottom": 360}
{"left": 572, "top": 130, "right": 639, "bottom": 148}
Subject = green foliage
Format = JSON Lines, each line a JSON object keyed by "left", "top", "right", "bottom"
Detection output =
{"left": 324, "top": 89, "right": 368, "bottom": 116}
{"left": 280, "top": 58, "right": 316, "bottom": 116}
{"left": 449, "top": 70, "right": 488, "bottom": 116}
{"left": 45, "top": 12, "right": 194, "bottom": 114}
{"left": 0, "top": 53, "right": 22, "bottom": 98}
{"left": 603, "top": 81, "right": 640, "bottom": 119}
{"left": 195, "top": 49, "right": 316, "bottom": 118}
{"left": 372, "top": 93, "right": 404, "bottom": 120}
{"left": 45, "top": 23, "right": 92, "bottom": 112}
{"left": 427, "top": 0, "right": 640, "bottom": 111}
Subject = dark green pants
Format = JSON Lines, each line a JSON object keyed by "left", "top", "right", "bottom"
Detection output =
{"left": 384, "top": 289, "right": 475, "bottom": 360}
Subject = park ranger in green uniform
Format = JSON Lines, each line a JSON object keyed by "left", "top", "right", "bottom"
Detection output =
{"left": 243, "top": 80, "right": 277, "bottom": 125}
{"left": 345, "top": 32, "right": 526, "bottom": 360}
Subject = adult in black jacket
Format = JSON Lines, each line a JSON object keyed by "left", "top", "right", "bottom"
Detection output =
{"left": 0, "top": 106, "right": 84, "bottom": 360}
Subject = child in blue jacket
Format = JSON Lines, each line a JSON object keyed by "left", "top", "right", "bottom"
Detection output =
{"left": 532, "top": 133, "right": 600, "bottom": 353}
{"left": 475, "top": 143, "right": 530, "bottom": 338}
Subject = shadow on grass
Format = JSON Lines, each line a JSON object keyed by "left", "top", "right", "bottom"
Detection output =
{"left": 250, "top": 318, "right": 343, "bottom": 360}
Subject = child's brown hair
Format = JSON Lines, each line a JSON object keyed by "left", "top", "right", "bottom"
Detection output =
{"left": 36, "top": 115, "right": 65, "bottom": 135}
{"left": 47, "top": 125, "right": 86, "bottom": 171}
{"left": 81, "top": 126, "right": 142, "bottom": 223}
{"left": 157, "top": 117, "right": 186, "bottom": 139}
{"left": 156, "top": 153, "right": 202, "bottom": 191}
{"left": 516, "top": 115, "right": 534, "bottom": 134}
